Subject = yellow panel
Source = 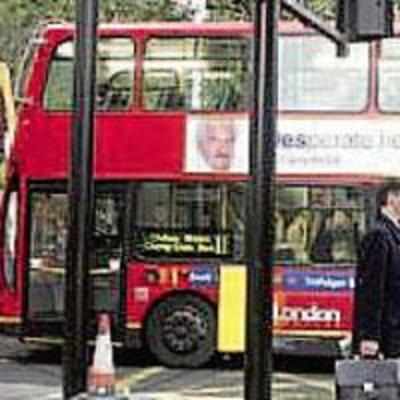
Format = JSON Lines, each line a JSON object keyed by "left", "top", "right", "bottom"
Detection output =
{"left": 217, "top": 265, "right": 246, "bottom": 352}
{"left": 0, "top": 63, "right": 16, "bottom": 138}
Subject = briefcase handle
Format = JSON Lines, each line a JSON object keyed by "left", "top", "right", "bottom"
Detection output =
{"left": 354, "top": 353, "right": 384, "bottom": 361}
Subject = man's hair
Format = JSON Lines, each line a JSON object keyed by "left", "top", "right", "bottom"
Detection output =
{"left": 196, "top": 118, "right": 237, "bottom": 144}
{"left": 377, "top": 181, "right": 400, "bottom": 208}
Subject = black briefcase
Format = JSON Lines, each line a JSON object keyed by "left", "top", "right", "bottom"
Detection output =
{"left": 335, "top": 358, "right": 400, "bottom": 400}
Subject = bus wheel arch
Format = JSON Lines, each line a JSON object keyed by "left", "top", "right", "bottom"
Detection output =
{"left": 145, "top": 292, "right": 217, "bottom": 368}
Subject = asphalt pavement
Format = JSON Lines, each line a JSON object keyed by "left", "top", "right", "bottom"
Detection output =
{"left": 0, "top": 335, "right": 335, "bottom": 400}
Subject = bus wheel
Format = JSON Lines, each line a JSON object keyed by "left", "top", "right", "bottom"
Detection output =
{"left": 146, "top": 294, "right": 216, "bottom": 368}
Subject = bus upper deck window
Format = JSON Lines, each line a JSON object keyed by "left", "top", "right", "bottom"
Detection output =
{"left": 279, "top": 36, "right": 369, "bottom": 112}
{"left": 43, "top": 38, "right": 135, "bottom": 111}
{"left": 143, "top": 37, "right": 250, "bottom": 111}
{"left": 378, "top": 38, "right": 400, "bottom": 112}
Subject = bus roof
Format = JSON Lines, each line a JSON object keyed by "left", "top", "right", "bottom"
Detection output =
{"left": 37, "top": 19, "right": 400, "bottom": 37}
{"left": 39, "top": 19, "right": 357, "bottom": 37}
{"left": 40, "top": 21, "right": 254, "bottom": 36}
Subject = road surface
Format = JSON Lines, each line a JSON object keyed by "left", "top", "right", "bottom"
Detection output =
{"left": 0, "top": 335, "right": 335, "bottom": 400}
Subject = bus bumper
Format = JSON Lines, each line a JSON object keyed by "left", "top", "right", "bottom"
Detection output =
{"left": 272, "top": 335, "right": 352, "bottom": 358}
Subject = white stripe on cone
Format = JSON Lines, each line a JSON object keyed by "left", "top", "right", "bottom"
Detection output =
{"left": 88, "top": 313, "right": 115, "bottom": 395}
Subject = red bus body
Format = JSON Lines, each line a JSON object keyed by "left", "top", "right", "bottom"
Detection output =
{"left": 0, "top": 21, "right": 398, "bottom": 367}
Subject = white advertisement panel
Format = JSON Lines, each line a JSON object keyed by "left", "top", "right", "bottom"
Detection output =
{"left": 278, "top": 119, "right": 400, "bottom": 176}
{"left": 186, "top": 117, "right": 400, "bottom": 176}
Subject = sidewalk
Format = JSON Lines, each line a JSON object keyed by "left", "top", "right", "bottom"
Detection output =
{"left": 68, "top": 391, "right": 242, "bottom": 400}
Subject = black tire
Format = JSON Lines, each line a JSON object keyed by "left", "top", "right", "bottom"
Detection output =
{"left": 146, "top": 294, "right": 216, "bottom": 368}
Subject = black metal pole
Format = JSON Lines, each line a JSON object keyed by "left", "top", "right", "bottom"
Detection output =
{"left": 63, "top": 0, "right": 98, "bottom": 398}
{"left": 244, "top": 0, "right": 279, "bottom": 399}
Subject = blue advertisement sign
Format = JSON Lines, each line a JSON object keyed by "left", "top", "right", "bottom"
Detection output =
{"left": 282, "top": 270, "right": 354, "bottom": 292}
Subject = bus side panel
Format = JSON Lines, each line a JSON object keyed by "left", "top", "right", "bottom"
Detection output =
{"left": 19, "top": 115, "right": 186, "bottom": 179}
{"left": 217, "top": 265, "right": 246, "bottom": 352}
{"left": 125, "top": 262, "right": 219, "bottom": 330}
{"left": 272, "top": 266, "right": 354, "bottom": 356}
{"left": 273, "top": 266, "right": 354, "bottom": 331}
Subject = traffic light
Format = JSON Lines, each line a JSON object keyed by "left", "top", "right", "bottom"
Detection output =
{"left": 337, "top": 0, "right": 393, "bottom": 41}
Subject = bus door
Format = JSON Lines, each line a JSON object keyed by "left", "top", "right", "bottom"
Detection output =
{"left": 26, "top": 187, "right": 67, "bottom": 337}
{"left": 91, "top": 186, "right": 126, "bottom": 340}
{"left": 25, "top": 184, "right": 126, "bottom": 340}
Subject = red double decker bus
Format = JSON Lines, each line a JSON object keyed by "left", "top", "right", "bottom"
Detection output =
{"left": 0, "top": 21, "right": 399, "bottom": 367}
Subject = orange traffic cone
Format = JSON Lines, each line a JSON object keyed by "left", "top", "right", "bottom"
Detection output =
{"left": 87, "top": 313, "right": 116, "bottom": 396}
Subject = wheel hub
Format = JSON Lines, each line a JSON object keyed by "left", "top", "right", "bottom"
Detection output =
{"left": 162, "top": 307, "right": 207, "bottom": 354}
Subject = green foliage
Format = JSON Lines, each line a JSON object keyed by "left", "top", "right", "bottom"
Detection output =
{"left": 0, "top": 0, "right": 189, "bottom": 73}
{"left": 1, "top": 0, "right": 400, "bottom": 73}
{"left": 208, "top": 0, "right": 253, "bottom": 20}
{"left": 98, "top": 0, "right": 189, "bottom": 22}
{"left": 0, "top": 0, "right": 74, "bottom": 73}
{"left": 209, "top": 0, "right": 400, "bottom": 21}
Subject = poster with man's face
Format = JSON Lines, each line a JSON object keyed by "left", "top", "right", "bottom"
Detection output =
{"left": 185, "top": 115, "right": 249, "bottom": 174}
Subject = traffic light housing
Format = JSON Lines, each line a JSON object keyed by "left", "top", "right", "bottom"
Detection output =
{"left": 337, "top": 0, "right": 393, "bottom": 41}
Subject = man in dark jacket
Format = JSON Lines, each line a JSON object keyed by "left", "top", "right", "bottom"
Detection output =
{"left": 357, "top": 181, "right": 400, "bottom": 357}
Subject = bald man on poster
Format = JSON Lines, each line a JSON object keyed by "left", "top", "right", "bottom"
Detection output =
{"left": 186, "top": 117, "right": 249, "bottom": 173}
